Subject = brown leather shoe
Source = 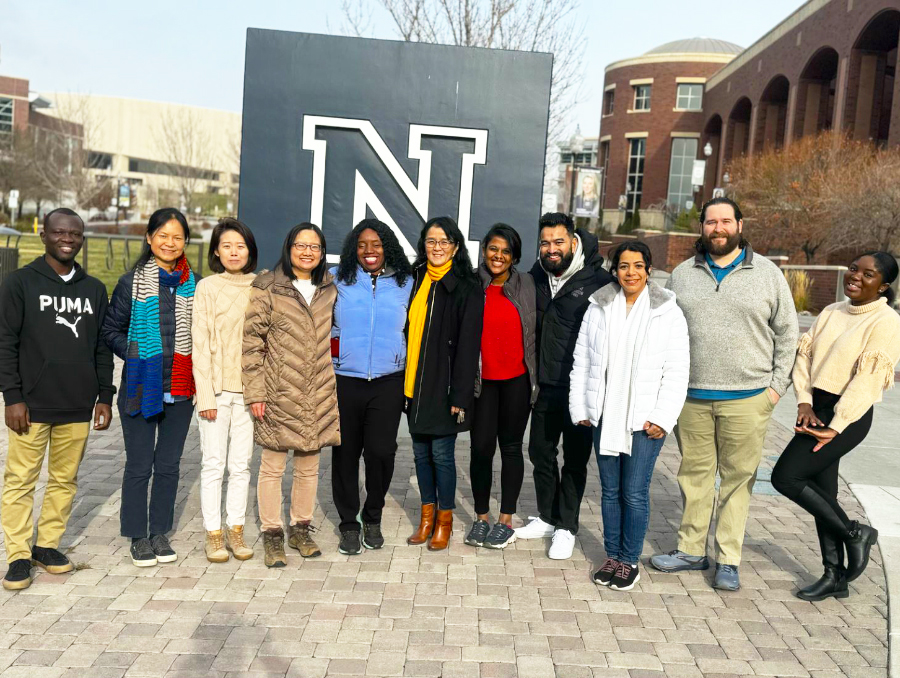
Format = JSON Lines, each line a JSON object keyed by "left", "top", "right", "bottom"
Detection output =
{"left": 428, "top": 510, "right": 453, "bottom": 551}
{"left": 407, "top": 503, "right": 436, "bottom": 545}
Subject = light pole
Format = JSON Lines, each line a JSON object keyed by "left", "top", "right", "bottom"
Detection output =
{"left": 567, "top": 125, "right": 585, "bottom": 217}
{"left": 698, "top": 141, "right": 713, "bottom": 208}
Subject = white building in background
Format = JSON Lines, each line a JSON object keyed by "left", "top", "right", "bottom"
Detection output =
{"left": 40, "top": 93, "right": 241, "bottom": 217}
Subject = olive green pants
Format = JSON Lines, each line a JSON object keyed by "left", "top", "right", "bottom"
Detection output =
{"left": 674, "top": 391, "right": 775, "bottom": 566}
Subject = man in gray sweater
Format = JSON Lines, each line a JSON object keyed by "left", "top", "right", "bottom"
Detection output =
{"left": 650, "top": 197, "right": 798, "bottom": 591}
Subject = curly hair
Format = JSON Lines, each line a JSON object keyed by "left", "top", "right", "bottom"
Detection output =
{"left": 336, "top": 218, "right": 412, "bottom": 286}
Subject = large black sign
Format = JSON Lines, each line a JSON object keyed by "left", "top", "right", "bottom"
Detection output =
{"left": 239, "top": 29, "right": 553, "bottom": 267}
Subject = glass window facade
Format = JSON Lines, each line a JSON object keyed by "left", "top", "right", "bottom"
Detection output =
{"left": 666, "top": 137, "right": 699, "bottom": 213}
{"left": 676, "top": 84, "right": 704, "bottom": 110}
{"left": 626, "top": 138, "right": 646, "bottom": 212}
{"left": 633, "top": 85, "right": 651, "bottom": 111}
{"left": 604, "top": 90, "right": 615, "bottom": 115}
{"left": 599, "top": 141, "right": 610, "bottom": 209}
{"left": 0, "top": 98, "right": 13, "bottom": 137}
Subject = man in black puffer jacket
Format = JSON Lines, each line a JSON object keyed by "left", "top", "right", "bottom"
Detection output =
{"left": 516, "top": 213, "right": 614, "bottom": 559}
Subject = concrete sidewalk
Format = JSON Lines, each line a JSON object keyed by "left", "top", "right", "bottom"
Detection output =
{"left": 0, "top": 370, "right": 891, "bottom": 677}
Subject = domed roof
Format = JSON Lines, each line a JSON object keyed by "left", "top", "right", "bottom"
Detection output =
{"left": 644, "top": 38, "right": 743, "bottom": 56}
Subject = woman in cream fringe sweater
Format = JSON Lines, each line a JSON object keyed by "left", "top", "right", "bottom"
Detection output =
{"left": 772, "top": 251, "right": 900, "bottom": 601}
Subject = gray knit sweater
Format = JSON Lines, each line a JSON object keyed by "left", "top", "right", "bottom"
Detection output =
{"left": 666, "top": 245, "right": 799, "bottom": 395}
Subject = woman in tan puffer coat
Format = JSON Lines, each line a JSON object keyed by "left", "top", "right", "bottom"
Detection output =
{"left": 243, "top": 223, "right": 339, "bottom": 567}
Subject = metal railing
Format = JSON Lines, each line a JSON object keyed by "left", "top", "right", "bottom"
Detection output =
{"left": 82, "top": 233, "right": 205, "bottom": 277}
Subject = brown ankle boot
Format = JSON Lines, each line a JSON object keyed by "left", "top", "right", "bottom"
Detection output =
{"left": 407, "top": 503, "right": 436, "bottom": 545}
{"left": 428, "top": 510, "right": 453, "bottom": 551}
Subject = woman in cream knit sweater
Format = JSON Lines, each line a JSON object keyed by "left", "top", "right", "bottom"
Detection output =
{"left": 191, "top": 219, "right": 258, "bottom": 563}
{"left": 772, "top": 252, "right": 900, "bottom": 601}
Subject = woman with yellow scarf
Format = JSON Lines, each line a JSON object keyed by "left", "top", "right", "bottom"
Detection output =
{"left": 405, "top": 217, "right": 483, "bottom": 550}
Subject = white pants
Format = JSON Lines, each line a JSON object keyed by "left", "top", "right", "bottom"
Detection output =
{"left": 197, "top": 391, "right": 254, "bottom": 531}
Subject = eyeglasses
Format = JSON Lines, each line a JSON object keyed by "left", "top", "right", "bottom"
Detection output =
{"left": 292, "top": 243, "right": 322, "bottom": 252}
{"left": 425, "top": 238, "right": 454, "bottom": 249}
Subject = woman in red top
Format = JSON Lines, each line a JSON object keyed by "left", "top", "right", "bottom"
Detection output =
{"left": 466, "top": 224, "right": 538, "bottom": 549}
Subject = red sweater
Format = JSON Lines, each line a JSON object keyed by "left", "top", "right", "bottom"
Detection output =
{"left": 481, "top": 284, "right": 526, "bottom": 381}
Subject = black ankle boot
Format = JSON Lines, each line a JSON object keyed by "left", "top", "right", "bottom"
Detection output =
{"left": 844, "top": 521, "right": 878, "bottom": 583}
{"left": 796, "top": 566, "right": 848, "bottom": 601}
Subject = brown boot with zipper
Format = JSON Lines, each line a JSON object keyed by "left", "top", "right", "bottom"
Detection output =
{"left": 428, "top": 510, "right": 453, "bottom": 551}
{"left": 407, "top": 503, "right": 436, "bottom": 545}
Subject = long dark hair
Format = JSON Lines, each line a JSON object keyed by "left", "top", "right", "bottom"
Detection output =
{"left": 336, "top": 218, "right": 411, "bottom": 286}
{"left": 277, "top": 222, "right": 328, "bottom": 285}
{"left": 413, "top": 216, "right": 476, "bottom": 280}
{"left": 857, "top": 250, "right": 899, "bottom": 305}
{"left": 208, "top": 217, "right": 258, "bottom": 274}
{"left": 608, "top": 240, "right": 653, "bottom": 274}
{"left": 135, "top": 207, "right": 190, "bottom": 269}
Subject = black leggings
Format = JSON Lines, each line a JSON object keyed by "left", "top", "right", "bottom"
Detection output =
{"left": 771, "top": 389, "right": 873, "bottom": 545}
{"left": 470, "top": 374, "right": 531, "bottom": 516}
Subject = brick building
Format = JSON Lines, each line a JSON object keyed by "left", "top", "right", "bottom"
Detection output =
{"left": 598, "top": 38, "right": 742, "bottom": 231}
{"left": 701, "top": 0, "right": 900, "bottom": 199}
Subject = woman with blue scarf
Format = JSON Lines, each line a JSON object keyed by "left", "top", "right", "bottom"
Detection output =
{"left": 102, "top": 208, "right": 199, "bottom": 568}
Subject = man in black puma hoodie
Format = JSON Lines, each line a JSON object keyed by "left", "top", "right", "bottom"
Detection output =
{"left": 0, "top": 208, "right": 114, "bottom": 591}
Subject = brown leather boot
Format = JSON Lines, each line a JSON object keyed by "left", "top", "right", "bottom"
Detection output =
{"left": 428, "top": 510, "right": 453, "bottom": 551}
{"left": 407, "top": 503, "right": 436, "bottom": 545}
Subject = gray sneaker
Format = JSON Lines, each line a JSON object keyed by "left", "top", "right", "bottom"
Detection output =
{"left": 649, "top": 550, "right": 710, "bottom": 573}
{"left": 713, "top": 563, "right": 740, "bottom": 591}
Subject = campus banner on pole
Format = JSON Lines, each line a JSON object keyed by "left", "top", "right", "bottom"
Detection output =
{"left": 239, "top": 30, "right": 553, "bottom": 266}
{"left": 574, "top": 168, "right": 602, "bottom": 218}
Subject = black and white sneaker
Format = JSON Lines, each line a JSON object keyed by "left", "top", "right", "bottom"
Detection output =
{"left": 592, "top": 558, "right": 619, "bottom": 586}
{"left": 150, "top": 534, "right": 177, "bottom": 563}
{"left": 609, "top": 562, "right": 640, "bottom": 591}
{"left": 362, "top": 523, "right": 384, "bottom": 550}
{"left": 339, "top": 529, "right": 362, "bottom": 555}
{"left": 32, "top": 546, "right": 74, "bottom": 574}
{"left": 465, "top": 520, "right": 491, "bottom": 547}
{"left": 2, "top": 559, "right": 33, "bottom": 590}
{"left": 131, "top": 538, "right": 157, "bottom": 567}
{"left": 483, "top": 523, "right": 517, "bottom": 549}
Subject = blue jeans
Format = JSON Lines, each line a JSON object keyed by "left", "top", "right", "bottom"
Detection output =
{"left": 594, "top": 425, "right": 665, "bottom": 564}
{"left": 412, "top": 433, "right": 457, "bottom": 510}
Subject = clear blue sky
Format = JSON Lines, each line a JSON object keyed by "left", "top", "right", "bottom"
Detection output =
{"left": 1, "top": 0, "right": 805, "bottom": 140}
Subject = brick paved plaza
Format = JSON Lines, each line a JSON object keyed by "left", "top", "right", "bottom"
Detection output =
{"left": 0, "top": 380, "right": 889, "bottom": 678}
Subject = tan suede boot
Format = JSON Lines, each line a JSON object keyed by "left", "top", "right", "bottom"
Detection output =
{"left": 225, "top": 525, "right": 254, "bottom": 561}
{"left": 205, "top": 530, "right": 229, "bottom": 563}
{"left": 263, "top": 528, "right": 287, "bottom": 568}
{"left": 288, "top": 522, "right": 322, "bottom": 558}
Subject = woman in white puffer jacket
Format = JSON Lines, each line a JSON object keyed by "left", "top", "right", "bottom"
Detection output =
{"left": 570, "top": 241, "right": 689, "bottom": 592}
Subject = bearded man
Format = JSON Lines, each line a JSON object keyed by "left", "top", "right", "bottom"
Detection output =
{"left": 515, "top": 212, "right": 614, "bottom": 560}
{"left": 649, "top": 197, "right": 798, "bottom": 591}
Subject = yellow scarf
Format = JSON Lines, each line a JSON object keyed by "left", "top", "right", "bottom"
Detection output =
{"left": 405, "top": 261, "right": 452, "bottom": 398}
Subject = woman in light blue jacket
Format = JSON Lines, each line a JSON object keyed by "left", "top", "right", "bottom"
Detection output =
{"left": 330, "top": 219, "right": 412, "bottom": 555}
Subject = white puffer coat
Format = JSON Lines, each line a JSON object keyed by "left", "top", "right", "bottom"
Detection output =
{"left": 569, "top": 282, "right": 690, "bottom": 434}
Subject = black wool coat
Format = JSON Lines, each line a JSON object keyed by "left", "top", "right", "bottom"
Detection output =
{"left": 405, "top": 265, "right": 484, "bottom": 436}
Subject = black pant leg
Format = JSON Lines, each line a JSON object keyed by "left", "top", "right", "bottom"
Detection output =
{"left": 495, "top": 374, "right": 530, "bottom": 516}
{"left": 147, "top": 399, "right": 194, "bottom": 536}
{"left": 118, "top": 393, "right": 159, "bottom": 539}
{"left": 361, "top": 373, "right": 405, "bottom": 525}
{"left": 772, "top": 398, "right": 873, "bottom": 537}
{"left": 470, "top": 380, "right": 500, "bottom": 516}
{"left": 528, "top": 394, "right": 565, "bottom": 527}
{"left": 333, "top": 375, "right": 366, "bottom": 533}
{"left": 557, "top": 414, "right": 594, "bottom": 535}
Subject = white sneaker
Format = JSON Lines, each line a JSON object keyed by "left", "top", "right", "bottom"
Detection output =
{"left": 514, "top": 516, "right": 555, "bottom": 540}
{"left": 548, "top": 529, "right": 575, "bottom": 560}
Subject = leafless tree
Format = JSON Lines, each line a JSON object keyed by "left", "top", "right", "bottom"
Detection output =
{"left": 27, "top": 94, "right": 112, "bottom": 211}
{"left": 154, "top": 108, "right": 216, "bottom": 214}
{"left": 341, "top": 0, "right": 585, "bottom": 174}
